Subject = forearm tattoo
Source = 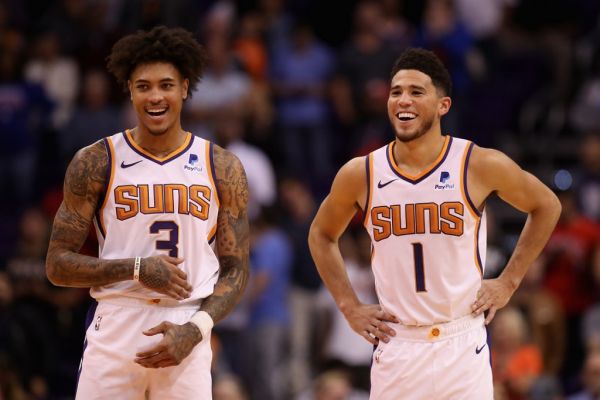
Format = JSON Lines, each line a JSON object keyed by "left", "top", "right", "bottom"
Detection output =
{"left": 201, "top": 146, "right": 249, "bottom": 323}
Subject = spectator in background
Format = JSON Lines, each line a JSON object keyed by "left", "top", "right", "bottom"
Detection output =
{"left": 316, "top": 229, "right": 376, "bottom": 393}
{"left": 185, "top": 34, "right": 252, "bottom": 141}
{"left": 213, "top": 112, "right": 277, "bottom": 221}
{"left": 543, "top": 189, "right": 600, "bottom": 387}
{"left": 573, "top": 133, "right": 600, "bottom": 222}
{"left": 0, "top": 29, "right": 53, "bottom": 206}
{"left": 246, "top": 206, "right": 293, "bottom": 400}
{"left": 279, "top": 177, "right": 322, "bottom": 396}
{"left": 270, "top": 21, "right": 336, "bottom": 195}
{"left": 213, "top": 373, "right": 249, "bottom": 400}
{"left": 413, "top": 0, "right": 475, "bottom": 135}
{"left": 377, "top": 0, "right": 414, "bottom": 52}
{"left": 59, "top": 68, "right": 121, "bottom": 167}
{"left": 331, "top": 0, "right": 397, "bottom": 155}
{"left": 0, "top": 271, "right": 31, "bottom": 400}
{"left": 567, "top": 306, "right": 600, "bottom": 400}
{"left": 297, "top": 369, "right": 369, "bottom": 400}
{"left": 25, "top": 30, "right": 79, "bottom": 130}
{"left": 491, "top": 306, "right": 544, "bottom": 400}
{"left": 511, "top": 255, "right": 566, "bottom": 376}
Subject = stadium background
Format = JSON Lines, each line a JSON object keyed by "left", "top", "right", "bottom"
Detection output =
{"left": 0, "top": 0, "right": 599, "bottom": 399}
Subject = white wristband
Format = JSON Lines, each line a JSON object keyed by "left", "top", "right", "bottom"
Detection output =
{"left": 133, "top": 257, "right": 141, "bottom": 281}
{"left": 189, "top": 311, "right": 214, "bottom": 341}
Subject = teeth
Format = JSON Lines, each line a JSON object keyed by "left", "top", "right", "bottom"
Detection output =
{"left": 397, "top": 112, "right": 416, "bottom": 119}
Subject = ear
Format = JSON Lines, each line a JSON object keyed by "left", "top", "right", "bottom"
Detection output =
{"left": 182, "top": 78, "right": 189, "bottom": 100}
{"left": 438, "top": 96, "right": 451, "bottom": 117}
{"left": 127, "top": 80, "right": 133, "bottom": 100}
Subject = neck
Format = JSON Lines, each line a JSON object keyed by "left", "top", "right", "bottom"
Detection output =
{"left": 131, "top": 124, "right": 187, "bottom": 158}
{"left": 393, "top": 130, "right": 446, "bottom": 171}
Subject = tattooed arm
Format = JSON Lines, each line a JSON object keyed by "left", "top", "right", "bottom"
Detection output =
{"left": 46, "top": 140, "right": 192, "bottom": 299}
{"left": 200, "top": 145, "right": 250, "bottom": 323}
{"left": 135, "top": 144, "right": 249, "bottom": 369}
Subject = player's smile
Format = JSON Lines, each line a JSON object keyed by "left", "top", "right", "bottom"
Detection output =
{"left": 128, "top": 62, "right": 188, "bottom": 136}
{"left": 395, "top": 112, "right": 418, "bottom": 125}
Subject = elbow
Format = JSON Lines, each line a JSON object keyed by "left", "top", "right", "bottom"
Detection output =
{"left": 45, "top": 250, "right": 65, "bottom": 286}
{"left": 307, "top": 221, "right": 321, "bottom": 253}
{"left": 549, "top": 192, "right": 562, "bottom": 224}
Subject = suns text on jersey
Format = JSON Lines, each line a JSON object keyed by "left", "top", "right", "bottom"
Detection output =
{"left": 113, "top": 183, "right": 211, "bottom": 220}
{"left": 371, "top": 201, "right": 464, "bottom": 241}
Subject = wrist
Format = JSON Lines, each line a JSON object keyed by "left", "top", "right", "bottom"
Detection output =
{"left": 133, "top": 257, "right": 141, "bottom": 281}
{"left": 189, "top": 311, "right": 214, "bottom": 342}
{"left": 338, "top": 298, "right": 360, "bottom": 316}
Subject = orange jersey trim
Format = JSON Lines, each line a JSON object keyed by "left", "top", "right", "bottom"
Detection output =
{"left": 460, "top": 141, "right": 481, "bottom": 219}
{"left": 363, "top": 153, "right": 374, "bottom": 227}
{"left": 205, "top": 142, "right": 220, "bottom": 208}
{"left": 207, "top": 223, "right": 218, "bottom": 244}
{"left": 387, "top": 135, "right": 451, "bottom": 183}
{"left": 98, "top": 137, "right": 116, "bottom": 235}
{"left": 125, "top": 129, "right": 192, "bottom": 163}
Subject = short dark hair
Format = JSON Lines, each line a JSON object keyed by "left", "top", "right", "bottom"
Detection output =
{"left": 106, "top": 26, "right": 207, "bottom": 97}
{"left": 390, "top": 48, "right": 452, "bottom": 97}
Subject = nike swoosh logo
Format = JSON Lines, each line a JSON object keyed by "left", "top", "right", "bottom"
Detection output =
{"left": 475, "top": 343, "right": 487, "bottom": 354}
{"left": 377, "top": 179, "right": 399, "bottom": 189}
{"left": 121, "top": 160, "right": 143, "bottom": 168}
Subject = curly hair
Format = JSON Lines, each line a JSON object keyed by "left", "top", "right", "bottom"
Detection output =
{"left": 390, "top": 48, "right": 452, "bottom": 97}
{"left": 106, "top": 26, "right": 207, "bottom": 97}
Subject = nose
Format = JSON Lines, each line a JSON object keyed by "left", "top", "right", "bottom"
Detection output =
{"left": 397, "top": 92, "right": 413, "bottom": 106}
{"left": 148, "top": 88, "right": 164, "bottom": 103}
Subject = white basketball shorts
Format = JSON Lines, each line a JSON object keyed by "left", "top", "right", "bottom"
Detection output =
{"left": 370, "top": 314, "right": 493, "bottom": 400}
{"left": 75, "top": 297, "right": 212, "bottom": 400}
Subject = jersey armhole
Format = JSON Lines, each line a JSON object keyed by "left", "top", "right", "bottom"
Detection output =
{"left": 460, "top": 141, "right": 482, "bottom": 219}
{"left": 362, "top": 153, "right": 373, "bottom": 227}
{"left": 95, "top": 137, "right": 115, "bottom": 238}
{"left": 205, "top": 141, "right": 221, "bottom": 208}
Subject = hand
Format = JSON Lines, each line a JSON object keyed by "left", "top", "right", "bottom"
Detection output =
{"left": 343, "top": 303, "right": 398, "bottom": 345}
{"left": 471, "top": 278, "right": 515, "bottom": 325}
{"left": 134, "top": 321, "right": 202, "bottom": 368}
{"left": 139, "top": 255, "right": 192, "bottom": 300}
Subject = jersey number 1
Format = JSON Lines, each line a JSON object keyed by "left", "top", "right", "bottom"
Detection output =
{"left": 412, "top": 243, "right": 426, "bottom": 292}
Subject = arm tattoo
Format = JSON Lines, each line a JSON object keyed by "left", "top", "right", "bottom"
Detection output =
{"left": 201, "top": 145, "right": 249, "bottom": 323}
{"left": 46, "top": 141, "right": 133, "bottom": 287}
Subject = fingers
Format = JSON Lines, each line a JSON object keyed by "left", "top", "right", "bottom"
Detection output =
{"left": 362, "top": 330, "right": 379, "bottom": 345}
{"left": 484, "top": 307, "right": 497, "bottom": 325}
{"left": 135, "top": 351, "right": 176, "bottom": 368}
{"left": 159, "top": 255, "right": 184, "bottom": 265}
{"left": 142, "top": 322, "right": 169, "bottom": 337}
{"left": 377, "top": 309, "right": 399, "bottom": 324}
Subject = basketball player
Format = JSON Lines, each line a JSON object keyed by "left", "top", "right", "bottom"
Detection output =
{"left": 308, "top": 48, "right": 561, "bottom": 399}
{"left": 45, "top": 26, "right": 249, "bottom": 399}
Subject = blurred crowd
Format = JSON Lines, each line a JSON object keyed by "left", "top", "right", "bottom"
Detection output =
{"left": 0, "top": 0, "right": 599, "bottom": 399}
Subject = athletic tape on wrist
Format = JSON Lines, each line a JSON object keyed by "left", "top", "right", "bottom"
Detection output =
{"left": 133, "top": 257, "right": 141, "bottom": 281}
{"left": 189, "top": 311, "right": 214, "bottom": 341}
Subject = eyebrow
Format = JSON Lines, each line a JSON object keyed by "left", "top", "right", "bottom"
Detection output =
{"left": 390, "top": 84, "right": 427, "bottom": 91}
{"left": 134, "top": 77, "right": 177, "bottom": 84}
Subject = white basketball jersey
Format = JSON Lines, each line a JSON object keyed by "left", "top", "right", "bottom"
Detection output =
{"left": 364, "top": 136, "right": 486, "bottom": 325}
{"left": 91, "top": 130, "right": 220, "bottom": 303}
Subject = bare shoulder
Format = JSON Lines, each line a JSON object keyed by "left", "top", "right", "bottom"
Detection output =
{"left": 212, "top": 144, "right": 248, "bottom": 211}
{"left": 468, "top": 144, "right": 523, "bottom": 187}
{"left": 330, "top": 156, "right": 368, "bottom": 208}
{"left": 64, "top": 140, "right": 108, "bottom": 203}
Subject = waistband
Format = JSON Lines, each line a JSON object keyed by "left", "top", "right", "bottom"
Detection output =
{"left": 390, "top": 314, "right": 484, "bottom": 342}
{"left": 96, "top": 296, "right": 203, "bottom": 310}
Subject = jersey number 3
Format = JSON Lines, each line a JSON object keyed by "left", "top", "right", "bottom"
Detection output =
{"left": 150, "top": 221, "right": 179, "bottom": 257}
